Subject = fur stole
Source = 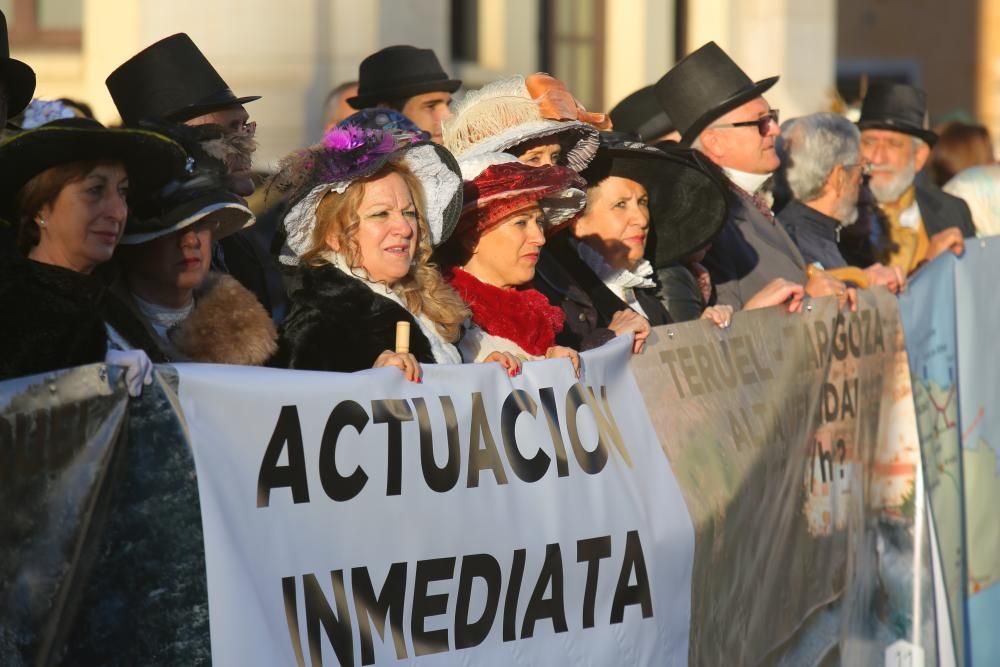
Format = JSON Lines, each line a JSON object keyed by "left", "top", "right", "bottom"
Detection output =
{"left": 447, "top": 268, "right": 564, "bottom": 356}
{"left": 169, "top": 273, "right": 277, "bottom": 365}
{"left": 277, "top": 263, "right": 436, "bottom": 371}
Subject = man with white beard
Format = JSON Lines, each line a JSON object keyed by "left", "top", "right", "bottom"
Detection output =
{"left": 777, "top": 112, "right": 906, "bottom": 293}
{"left": 857, "top": 83, "right": 974, "bottom": 275}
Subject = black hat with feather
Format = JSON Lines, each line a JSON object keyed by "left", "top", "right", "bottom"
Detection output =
{"left": 120, "top": 121, "right": 254, "bottom": 245}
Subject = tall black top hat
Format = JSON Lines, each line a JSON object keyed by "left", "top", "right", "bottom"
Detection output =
{"left": 654, "top": 41, "right": 779, "bottom": 147}
{"left": 106, "top": 33, "right": 261, "bottom": 125}
{"left": 580, "top": 132, "right": 729, "bottom": 268}
{"left": 857, "top": 82, "right": 937, "bottom": 146}
{"left": 1, "top": 10, "right": 36, "bottom": 119}
{"left": 609, "top": 86, "right": 675, "bottom": 143}
{"left": 347, "top": 45, "right": 461, "bottom": 110}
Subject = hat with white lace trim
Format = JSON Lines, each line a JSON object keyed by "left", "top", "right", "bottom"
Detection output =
{"left": 275, "top": 125, "right": 462, "bottom": 266}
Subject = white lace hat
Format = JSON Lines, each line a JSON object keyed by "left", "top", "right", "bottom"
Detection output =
{"left": 276, "top": 129, "right": 462, "bottom": 266}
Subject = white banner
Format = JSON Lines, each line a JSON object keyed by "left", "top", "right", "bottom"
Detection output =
{"left": 176, "top": 337, "right": 694, "bottom": 666}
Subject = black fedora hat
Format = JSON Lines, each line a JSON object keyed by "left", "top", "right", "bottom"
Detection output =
{"left": 580, "top": 132, "right": 729, "bottom": 268}
{"left": 609, "top": 85, "right": 675, "bottom": 143}
{"left": 347, "top": 45, "right": 461, "bottom": 110}
{"left": 2, "top": 10, "right": 36, "bottom": 119}
{"left": 654, "top": 41, "right": 779, "bottom": 147}
{"left": 0, "top": 117, "right": 187, "bottom": 218}
{"left": 106, "top": 33, "right": 261, "bottom": 125}
{"left": 857, "top": 82, "right": 937, "bottom": 146}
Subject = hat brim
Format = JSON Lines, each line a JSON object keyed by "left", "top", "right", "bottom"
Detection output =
{"left": 0, "top": 126, "right": 186, "bottom": 218}
{"left": 679, "top": 75, "right": 779, "bottom": 147}
{"left": 856, "top": 120, "right": 938, "bottom": 147}
{"left": 166, "top": 95, "right": 262, "bottom": 123}
{"left": 399, "top": 142, "right": 462, "bottom": 246}
{"left": 119, "top": 199, "right": 254, "bottom": 245}
{"left": 1, "top": 58, "right": 37, "bottom": 117}
{"left": 460, "top": 119, "right": 600, "bottom": 173}
{"left": 347, "top": 79, "right": 462, "bottom": 110}
{"left": 585, "top": 146, "right": 729, "bottom": 268}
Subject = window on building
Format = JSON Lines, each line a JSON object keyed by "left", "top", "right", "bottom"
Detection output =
{"left": 539, "top": 0, "right": 605, "bottom": 112}
{"left": 4, "top": 0, "right": 82, "bottom": 48}
{"left": 450, "top": 0, "right": 479, "bottom": 63}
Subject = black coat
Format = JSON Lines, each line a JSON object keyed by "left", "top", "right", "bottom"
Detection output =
{"left": 916, "top": 183, "right": 976, "bottom": 238}
{"left": 533, "top": 234, "right": 671, "bottom": 351}
{"left": 0, "top": 257, "right": 110, "bottom": 381}
{"left": 702, "top": 191, "right": 806, "bottom": 310}
{"left": 275, "top": 263, "right": 435, "bottom": 372}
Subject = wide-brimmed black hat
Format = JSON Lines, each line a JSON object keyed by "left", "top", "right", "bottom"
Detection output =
{"left": 654, "top": 41, "right": 779, "bottom": 147}
{"left": 120, "top": 191, "right": 253, "bottom": 245}
{"left": 347, "top": 45, "right": 461, "bottom": 109}
{"left": 121, "top": 122, "right": 254, "bottom": 244}
{"left": 609, "top": 85, "right": 674, "bottom": 143}
{"left": 0, "top": 117, "right": 187, "bottom": 218}
{"left": 106, "top": 33, "right": 261, "bottom": 125}
{"left": 580, "top": 132, "right": 729, "bottom": 268}
{"left": 857, "top": 82, "right": 937, "bottom": 146}
{"left": 2, "top": 10, "right": 36, "bottom": 119}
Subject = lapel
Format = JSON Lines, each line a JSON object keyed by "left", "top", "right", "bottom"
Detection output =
{"left": 914, "top": 184, "right": 945, "bottom": 237}
{"left": 732, "top": 196, "right": 806, "bottom": 269}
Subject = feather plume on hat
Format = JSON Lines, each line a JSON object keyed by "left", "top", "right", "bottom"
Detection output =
{"left": 441, "top": 76, "right": 599, "bottom": 172}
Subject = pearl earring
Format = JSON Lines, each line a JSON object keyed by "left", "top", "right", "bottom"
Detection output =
{"left": 37, "top": 218, "right": 46, "bottom": 227}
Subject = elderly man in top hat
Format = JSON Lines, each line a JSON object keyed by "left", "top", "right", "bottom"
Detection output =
{"left": 347, "top": 45, "right": 460, "bottom": 144}
{"left": 1, "top": 10, "right": 35, "bottom": 130}
{"left": 857, "top": 82, "right": 974, "bottom": 275}
{"left": 776, "top": 112, "right": 905, "bottom": 293}
{"left": 654, "top": 42, "right": 851, "bottom": 311}
{"left": 106, "top": 33, "right": 287, "bottom": 322}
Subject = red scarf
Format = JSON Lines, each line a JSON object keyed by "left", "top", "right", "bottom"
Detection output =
{"left": 448, "top": 268, "right": 565, "bottom": 356}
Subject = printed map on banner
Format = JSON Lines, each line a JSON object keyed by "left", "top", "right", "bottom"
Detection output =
{"left": 900, "top": 236, "right": 1000, "bottom": 666}
{"left": 955, "top": 237, "right": 1000, "bottom": 665}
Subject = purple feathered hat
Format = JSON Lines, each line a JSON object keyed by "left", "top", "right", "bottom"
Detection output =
{"left": 277, "top": 124, "right": 462, "bottom": 265}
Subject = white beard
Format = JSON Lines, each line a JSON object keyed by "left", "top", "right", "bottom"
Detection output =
{"left": 869, "top": 159, "right": 917, "bottom": 204}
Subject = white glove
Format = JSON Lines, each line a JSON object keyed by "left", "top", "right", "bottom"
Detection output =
{"left": 105, "top": 348, "right": 154, "bottom": 397}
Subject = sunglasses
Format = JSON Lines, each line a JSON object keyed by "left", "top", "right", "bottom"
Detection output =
{"left": 710, "top": 109, "right": 780, "bottom": 136}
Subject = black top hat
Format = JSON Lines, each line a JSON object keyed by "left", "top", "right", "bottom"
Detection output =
{"left": 0, "top": 117, "right": 187, "bottom": 219}
{"left": 580, "top": 132, "right": 729, "bottom": 268}
{"left": 654, "top": 41, "right": 779, "bottom": 147}
{"left": 857, "top": 82, "right": 937, "bottom": 146}
{"left": 106, "top": 33, "right": 261, "bottom": 125}
{"left": 2, "top": 10, "right": 36, "bottom": 119}
{"left": 609, "top": 86, "right": 674, "bottom": 143}
{"left": 347, "top": 45, "right": 461, "bottom": 110}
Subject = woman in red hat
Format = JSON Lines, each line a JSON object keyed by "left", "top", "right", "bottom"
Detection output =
{"left": 434, "top": 153, "right": 590, "bottom": 374}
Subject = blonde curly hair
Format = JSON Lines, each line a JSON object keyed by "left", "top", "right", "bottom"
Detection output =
{"left": 302, "top": 161, "right": 469, "bottom": 342}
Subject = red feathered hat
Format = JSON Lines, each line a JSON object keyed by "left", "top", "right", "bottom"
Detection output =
{"left": 455, "top": 153, "right": 586, "bottom": 241}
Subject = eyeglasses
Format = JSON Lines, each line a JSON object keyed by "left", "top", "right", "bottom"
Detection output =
{"left": 843, "top": 162, "right": 872, "bottom": 176}
{"left": 709, "top": 109, "right": 780, "bottom": 136}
